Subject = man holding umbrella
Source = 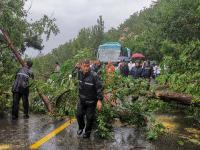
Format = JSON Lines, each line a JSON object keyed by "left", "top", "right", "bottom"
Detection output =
{"left": 130, "top": 53, "right": 145, "bottom": 78}
{"left": 132, "top": 53, "right": 145, "bottom": 60}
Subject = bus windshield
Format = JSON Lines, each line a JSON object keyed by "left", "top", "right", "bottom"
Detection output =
{"left": 98, "top": 49, "right": 120, "bottom": 63}
{"left": 97, "top": 42, "right": 131, "bottom": 63}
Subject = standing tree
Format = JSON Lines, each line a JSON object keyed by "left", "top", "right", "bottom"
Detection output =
{"left": 92, "top": 16, "right": 104, "bottom": 55}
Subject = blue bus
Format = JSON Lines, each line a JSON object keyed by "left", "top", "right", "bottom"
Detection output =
{"left": 97, "top": 42, "right": 131, "bottom": 63}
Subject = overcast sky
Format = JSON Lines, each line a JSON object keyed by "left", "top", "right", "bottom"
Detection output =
{"left": 25, "top": 0, "right": 154, "bottom": 57}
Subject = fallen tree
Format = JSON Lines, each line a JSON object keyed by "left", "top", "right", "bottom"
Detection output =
{"left": 155, "top": 90, "right": 192, "bottom": 105}
{"left": 0, "top": 28, "right": 53, "bottom": 113}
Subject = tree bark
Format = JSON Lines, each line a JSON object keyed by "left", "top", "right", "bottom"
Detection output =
{"left": 155, "top": 90, "right": 192, "bottom": 105}
{"left": 36, "top": 88, "right": 53, "bottom": 113}
{"left": 0, "top": 29, "right": 26, "bottom": 66}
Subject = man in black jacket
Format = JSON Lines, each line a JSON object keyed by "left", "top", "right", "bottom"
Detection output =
{"left": 12, "top": 60, "right": 34, "bottom": 120}
{"left": 119, "top": 60, "right": 129, "bottom": 77}
{"left": 130, "top": 60, "right": 143, "bottom": 79}
{"left": 76, "top": 59, "right": 103, "bottom": 138}
{"left": 142, "top": 61, "right": 153, "bottom": 79}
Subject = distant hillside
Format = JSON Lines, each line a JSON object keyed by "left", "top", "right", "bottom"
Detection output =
{"left": 33, "top": 0, "right": 200, "bottom": 76}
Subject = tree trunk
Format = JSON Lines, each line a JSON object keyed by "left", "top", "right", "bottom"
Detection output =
{"left": 155, "top": 90, "right": 192, "bottom": 105}
{"left": 0, "top": 29, "right": 26, "bottom": 67}
{"left": 36, "top": 88, "right": 53, "bottom": 113}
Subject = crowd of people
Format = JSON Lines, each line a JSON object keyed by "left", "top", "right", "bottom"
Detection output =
{"left": 102, "top": 59, "right": 161, "bottom": 80}
{"left": 73, "top": 59, "right": 161, "bottom": 81}
{"left": 11, "top": 58, "right": 161, "bottom": 139}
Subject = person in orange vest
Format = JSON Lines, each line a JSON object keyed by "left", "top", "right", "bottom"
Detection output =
{"left": 105, "top": 61, "right": 117, "bottom": 105}
{"left": 106, "top": 61, "right": 115, "bottom": 74}
{"left": 105, "top": 61, "right": 115, "bottom": 83}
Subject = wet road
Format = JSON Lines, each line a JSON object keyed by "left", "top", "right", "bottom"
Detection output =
{"left": 40, "top": 123, "right": 153, "bottom": 150}
{"left": 0, "top": 113, "right": 153, "bottom": 150}
{"left": 0, "top": 113, "right": 199, "bottom": 150}
{"left": 0, "top": 113, "right": 63, "bottom": 149}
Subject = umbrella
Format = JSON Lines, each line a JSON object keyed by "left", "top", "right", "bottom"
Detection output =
{"left": 132, "top": 53, "right": 145, "bottom": 59}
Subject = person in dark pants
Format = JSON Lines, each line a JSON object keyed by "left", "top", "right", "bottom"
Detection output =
{"left": 130, "top": 60, "right": 143, "bottom": 79}
{"left": 119, "top": 60, "right": 129, "bottom": 77}
{"left": 76, "top": 59, "right": 103, "bottom": 138}
{"left": 141, "top": 61, "right": 153, "bottom": 79}
{"left": 12, "top": 60, "right": 34, "bottom": 120}
{"left": 141, "top": 60, "right": 153, "bottom": 90}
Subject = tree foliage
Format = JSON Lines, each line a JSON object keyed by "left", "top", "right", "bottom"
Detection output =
{"left": 0, "top": 0, "right": 59, "bottom": 113}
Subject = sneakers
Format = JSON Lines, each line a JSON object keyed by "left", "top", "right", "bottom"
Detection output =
{"left": 83, "top": 132, "right": 90, "bottom": 138}
{"left": 77, "top": 129, "right": 91, "bottom": 138}
{"left": 77, "top": 129, "right": 83, "bottom": 136}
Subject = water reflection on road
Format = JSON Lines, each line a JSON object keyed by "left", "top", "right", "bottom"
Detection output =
{"left": 0, "top": 113, "right": 199, "bottom": 150}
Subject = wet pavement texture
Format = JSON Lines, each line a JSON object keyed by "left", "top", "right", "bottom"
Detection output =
{"left": 0, "top": 113, "right": 200, "bottom": 150}
{"left": 41, "top": 123, "right": 153, "bottom": 150}
{"left": 0, "top": 113, "right": 63, "bottom": 149}
{"left": 154, "top": 113, "right": 200, "bottom": 150}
